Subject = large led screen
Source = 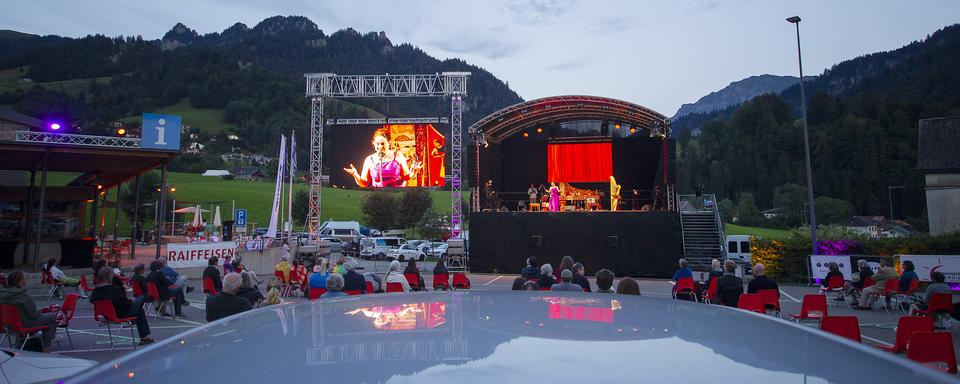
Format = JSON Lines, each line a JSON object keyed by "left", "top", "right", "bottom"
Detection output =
{"left": 330, "top": 124, "right": 446, "bottom": 188}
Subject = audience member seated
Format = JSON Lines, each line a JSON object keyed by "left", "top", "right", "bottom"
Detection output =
{"left": 205, "top": 273, "right": 253, "bottom": 322}
{"left": 364, "top": 270, "right": 385, "bottom": 293}
{"left": 716, "top": 260, "right": 743, "bottom": 307}
{"left": 237, "top": 272, "right": 264, "bottom": 306}
{"left": 261, "top": 285, "right": 283, "bottom": 306}
{"left": 160, "top": 258, "right": 192, "bottom": 293}
{"left": 672, "top": 259, "right": 693, "bottom": 281}
{"left": 275, "top": 256, "right": 292, "bottom": 282}
{"left": 822, "top": 262, "right": 844, "bottom": 287}
{"left": 911, "top": 271, "right": 950, "bottom": 313}
{"left": 433, "top": 259, "right": 449, "bottom": 275}
{"left": 92, "top": 258, "right": 108, "bottom": 277}
{"left": 746, "top": 263, "right": 778, "bottom": 295}
{"left": 899, "top": 260, "right": 919, "bottom": 293}
{"left": 557, "top": 256, "right": 575, "bottom": 281}
{"left": 551, "top": 269, "right": 583, "bottom": 292}
{"left": 332, "top": 258, "right": 346, "bottom": 275}
{"left": 147, "top": 260, "right": 185, "bottom": 318}
{"left": 595, "top": 269, "right": 615, "bottom": 293}
{"left": 697, "top": 259, "right": 724, "bottom": 297}
{"left": 616, "top": 277, "right": 641, "bottom": 295}
{"left": 404, "top": 259, "right": 425, "bottom": 290}
{"left": 90, "top": 267, "right": 154, "bottom": 345}
{"left": 343, "top": 258, "right": 367, "bottom": 293}
{"left": 0, "top": 271, "right": 59, "bottom": 352}
{"left": 520, "top": 257, "right": 539, "bottom": 280}
{"left": 385, "top": 260, "right": 411, "bottom": 292}
{"left": 43, "top": 258, "right": 79, "bottom": 299}
{"left": 310, "top": 258, "right": 330, "bottom": 289}
{"left": 846, "top": 259, "right": 873, "bottom": 305}
{"left": 536, "top": 264, "right": 557, "bottom": 289}
{"left": 321, "top": 274, "right": 349, "bottom": 298}
{"left": 131, "top": 264, "right": 148, "bottom": 298}
{"left": 571, "top": 263, "right": 591, "bottom": 292}
{"left": 511, "top": 277, "right": 526, "bottom": 290}
{"left": 856, "top": 258, "right": 897, "bottom": 310}
{"left": 292, "top": 259, "right": 309, "bottom": 288}
{"left": 203, "top": 256, "right": 223, "bottom": 293}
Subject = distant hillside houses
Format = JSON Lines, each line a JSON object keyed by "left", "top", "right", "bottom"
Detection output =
{"left": 839, "top": 216, "right": 915, "bottom": 239}
{"left": 220, "top": 152, "right": 273, "bottom": 165}
{"left": 228, "top": 166, "right": 265, "bottom": 181}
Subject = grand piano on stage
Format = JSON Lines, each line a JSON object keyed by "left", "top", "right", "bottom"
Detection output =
{"left": 538, "top": 182, "right": 603, "bottom": 211}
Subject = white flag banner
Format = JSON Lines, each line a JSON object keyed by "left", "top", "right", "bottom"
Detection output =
{"left": 266, "top": 135, "right": 286, "bottom": 238}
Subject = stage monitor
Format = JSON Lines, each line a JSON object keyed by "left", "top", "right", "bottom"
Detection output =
{"left": 547, "top": 141, "right": 612, "bottom": 183}
{"left": 329, "top": 124, "right": 446, "bottom": 188}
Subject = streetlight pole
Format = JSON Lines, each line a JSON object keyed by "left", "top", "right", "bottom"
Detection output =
{"left": 788, "top": 15, "right": 818, "bottom": 256}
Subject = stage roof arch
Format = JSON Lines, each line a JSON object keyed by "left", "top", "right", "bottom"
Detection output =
{"left": 469, "top": 95, "right": 671, "bottom": 144}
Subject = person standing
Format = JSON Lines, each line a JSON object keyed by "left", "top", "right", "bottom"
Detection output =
{"left": 527, "top": 184, "right": 539, "bottom": 207}
{"left": 548, "top": 182, "right": 561, "bottom": 212}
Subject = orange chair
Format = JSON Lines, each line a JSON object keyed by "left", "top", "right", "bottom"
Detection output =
{"left": 673, "top": 277, "right": 697, "bottom": 301}
{"left": 386, "top": 282, "right": 405, "bottom": 293}
{"left": 92, "top": 300, "right": 138, "bottom": 351}
{"left": 818, "top": 275, "right": 846, "bottom": 306}
{"left": 452, "top": 273, "right": 471, "bottom": 289}
{"left": 876, "top": 278, "right": 900, "bottom": 313}
{"left": 820, "top": 316, "right": 861, "bottom": 343}
{"left": 701, "top": 278, "right": 719, "bottom": 304}
{"left": 906, "top": 331, "right": 957, "bottom": 374}
{"left": 203, "top": 277, "right": 219, "bottom": 296}
{"left": 0, "top": 304, "right": 48, "bottom": 350}
{"left": 404, "top": 273, "right": 422, "bottom": 291}
{"left": 876, "top": 316, "right": 934, "bottom": 353}
{"left": 57, "top": 293, "right": 80, "bottom": 348}
{"left": 758, "top": 289, "right": 781, "bottom": 316}
{"left": 308, "top": 287, "right": 327, "bottom": 300}
{"left": 790, "top": 294, "right": 828, "bottom": 322}
{"left": 737, "top": 293, "right": 765, "bottom": 314}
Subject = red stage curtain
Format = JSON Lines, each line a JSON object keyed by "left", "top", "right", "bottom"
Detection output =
{"left": 547, "top": 142, "right": 612, "bottom": 183}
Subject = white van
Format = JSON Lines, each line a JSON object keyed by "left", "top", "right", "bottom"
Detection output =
{"left": 359, "top": 237, "right": 407, "bottom": 260}
{"left": 725, "top": 235, "right": 752, "bottom": 262}
{"left": 317, "top": 221, "right": 362, "bottom": 243}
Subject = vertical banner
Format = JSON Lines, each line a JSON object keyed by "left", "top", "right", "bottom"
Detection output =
{"left": 266, "top": 136, "right": 286, "bottom": 238}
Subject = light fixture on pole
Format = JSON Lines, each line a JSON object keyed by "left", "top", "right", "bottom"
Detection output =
{"left": 788, "top": 15, "right": 818, "bottom": 256}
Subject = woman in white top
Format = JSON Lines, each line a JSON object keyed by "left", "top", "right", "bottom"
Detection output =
{"left": 384, "top": 260, "right": 411, "bottom": 292}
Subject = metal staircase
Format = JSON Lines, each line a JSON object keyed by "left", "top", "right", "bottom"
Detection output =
{"left": 676, "top": 194, "right": 725, "bottom": 270}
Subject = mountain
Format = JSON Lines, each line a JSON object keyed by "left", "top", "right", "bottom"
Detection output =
{"left": 672, "top": 74, "right": 810, "bottom": 120}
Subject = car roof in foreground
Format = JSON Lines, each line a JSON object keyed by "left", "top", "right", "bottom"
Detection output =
{"left": 67, "top": 291, "right": 955, "bottom": 384}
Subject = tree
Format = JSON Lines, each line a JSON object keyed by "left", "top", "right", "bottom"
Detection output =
{"left": 772, "top": 183, "right": 806, "bottom": 226}
{"left": 361, "top": 191, "right": 398, "bottom": 232}
{"left": 717, "top": 198, "right": 734, "bottom": 223}
{"left": 120, "top": 171, "right": 163, "bottom": 237}
{"left": 396, "top": 189, "right": 433, "bottom": 229}
{"left": 815, "top": 196, "right": 855, "bottom": 225}
{"left": 736, "top": 192, "right": 763, "bottom": 226}
{"left": 415, "top": 209, "right": 446, "bottom": 241}
{"left": 291, "top": 189, "right": 309, "bottom": 226}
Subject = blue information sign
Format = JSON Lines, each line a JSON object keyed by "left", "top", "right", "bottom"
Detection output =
{"left": 235, "top": 209, "right": 247, "bottom": 226}
{"left": 140, "top": 113, "right": 181, "bottom": 151}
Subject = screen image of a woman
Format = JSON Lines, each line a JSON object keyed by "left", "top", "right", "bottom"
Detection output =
{"left": 343, "top": 128, "right": 418, "bottom": 188}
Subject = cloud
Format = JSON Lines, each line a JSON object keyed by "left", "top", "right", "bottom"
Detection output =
{"left": 428, "top": 35, "right": 522, "bottom": 60}
{"left": 505, "top": 0, "right": 576, "bottom": 25}
{"left": 544, "top": 59, "right": 589, "bottom": 71}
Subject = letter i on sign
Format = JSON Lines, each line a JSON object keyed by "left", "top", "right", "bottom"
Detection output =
{"left": 155, "top": 118, "right": 167, "bottom": 145}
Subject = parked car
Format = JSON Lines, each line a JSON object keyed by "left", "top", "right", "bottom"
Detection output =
{"left": 427, "top": 243, "right": 449, "bottom": 258}
{"left": 386, "top": 244, "right": 426, "bottom": 261}
{"left": 0, "top": 348, "right": 97, "bottom": 383}
{"left": 319, "top": 237, "right": 344, "bottom": 253}
{"left": 359, "top": 237, "right": 406, "bottom": 260}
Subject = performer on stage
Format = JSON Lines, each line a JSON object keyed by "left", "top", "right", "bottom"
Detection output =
{"left": 609, "top": 176, "right": 621, "bottom": 211}
{"left": 548, "top": 182, "right": 560, "bottom": 212}
{"left": 483, "top": 180, "right": 496, "bottom": 211}
{"left": 343, "top": 128, "right": 420, "bottom": 188}
{"left": 527, "top": 184, "right": 538, "bottom": 205}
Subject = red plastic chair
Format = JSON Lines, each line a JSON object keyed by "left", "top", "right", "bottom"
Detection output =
{"left": 203, "top": 277, "right": 219, "bottom": 296}
{"left": 146, "top": 282, "right": 174, "bottom": 320}
{"left": 131, "top": 280, "right": 144, "bottom": 298}
{"left": 702, "top": 278, "right": 719, "bottom": 304}
{"left": 876, "top": 316, "right": 934, "bottom": 353}
{"left": 790, "top": 294, "right": 828, "bottom": 321}
{"left": 78, "top": 275, "right": 94, "bottom": 298}
{"left": 912, "top": 293, "right": 954, "bottom": 328}
{"left": 906, "top": 331, "right": 957, "bottom": 374}
{"left": 737, "top": 293, "right": 765, "bottom": 314}
{"left": 820, "top": 316, "right": 862, "bottom": 343}
{"left": 344, "top": 290, "right": 363, "bottom": 295}
{"left": 818, "top": 275, "right": 846, "bottom": 306}
{"left": 0, "top": 304, "right": 48, "bottom": 350}
{"left": 877, "top": 278, "right": 900, "bottom": 313}
{"left": 758, "top": 289, "right": 781, "bottom": 316}
{"left": 308, "top": 287, "right": 327, "bottom": 300}
{"left": 404, "top": 273, "right": 422, "bottom": 291}
{"left": 386, "top": 282, "right": 405, "bottom": 293}
{"left": 431, "top": 274, "right": 449, "bottom": 291}
{"left": 57, "top": 293, "right": 80, "bottom": 348}
{"left": 92, "top": 300, "right": 137, "bottom": 351}
{"left": 673, "top": 277, "right": 697, "bottom": 301}
{"left": 41, "top": 270, "right": 62, "bottom": 300}
{"left": 452, "top": 273, "right": 471, "bottom": 289}
{"left": 366, "top": 281, "right": 375, "bottom": 293}
{"left": 891, "top": 279, "right": 920, "bottom": 313}
{"left": 539, "top": 287, "right": 552, "bottom": 291}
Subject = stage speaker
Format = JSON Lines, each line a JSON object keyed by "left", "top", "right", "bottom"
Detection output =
{"left": 607, "top": 236, "right": 618, "bottom": 248}
{"left": 532, "top": 235, "right": 542, "bottom": 248}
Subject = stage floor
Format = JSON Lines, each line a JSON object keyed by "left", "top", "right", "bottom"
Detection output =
{"left": 469, "top": 210, "right": 682, "bottom": 278}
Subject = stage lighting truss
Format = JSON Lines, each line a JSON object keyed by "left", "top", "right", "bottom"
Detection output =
{"left": 15, "top": 131, "right": 141, "bottom": 149}
{"left": 304, "top": 72, "right": 470, "bottom": 245}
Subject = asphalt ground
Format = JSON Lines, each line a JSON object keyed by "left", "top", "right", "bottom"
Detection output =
{"left": 24, "top": 260, "right": 960, "bottom": 369}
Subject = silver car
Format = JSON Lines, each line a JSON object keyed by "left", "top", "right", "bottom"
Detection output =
{"left": 0, "top": 349, "right": 97, "bottom": 383}
{"left": 67, "top": 292, "right": 955, "bottom": 383}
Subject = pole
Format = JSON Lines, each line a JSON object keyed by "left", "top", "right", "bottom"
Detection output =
{"left": 791, "top": 18, "right": 818, "bottom": 256}
{"left": 112, "top": 186, "right": 121, "bottom": 242}
{"left": 89, "top": 186, "right": 99, "bottom": 237}
{"left": 170, "top": 199, "right": 176, "bottom": 237}
{"left": 22, "top": 170, "right": 35, "bottom": 265}
{"left": 99, "top": 191, "right": 107, "bottom": 242}
{"left": 131, "top": 175, "right": 140, "bottom": 259}
{"left": 888, "top": 186, "right": 894, "bottom": 220}
{"left": 156, "top": 163, "right": 168, "bottom": 260}
{"left": 287, "top": 134, "right": 294, "bottom": 235}
{"left": 32, "top": 155, "right": 48, "bottom": 272}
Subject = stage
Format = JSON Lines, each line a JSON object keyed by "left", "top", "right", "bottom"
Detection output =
{"left": 469, "top": 210, "right": 682, "bottom": 278}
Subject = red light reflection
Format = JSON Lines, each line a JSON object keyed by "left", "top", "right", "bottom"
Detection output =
{"left": 346, "top": 302, "right": 446, "bottom": 330}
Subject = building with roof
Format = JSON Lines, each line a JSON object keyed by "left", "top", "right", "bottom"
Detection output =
{"left": 838, "top": 216, "right": 915, "bottom": 239}
{"left": 918, "top": 116, "right": 960, "bottom": 236}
